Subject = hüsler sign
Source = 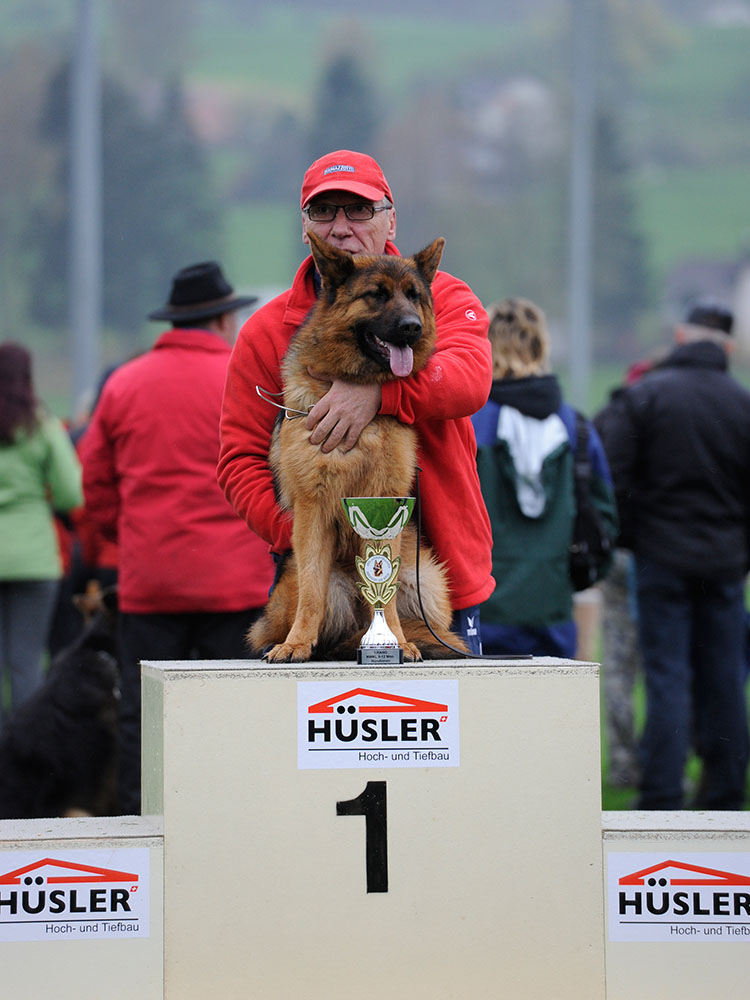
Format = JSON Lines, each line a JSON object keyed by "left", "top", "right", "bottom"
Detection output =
{"left": 608, "top": 852, "right": 750, "bottom": 942}
{"left": 297, "top": 680, "right": 460, "bottom": 769}
{"left": 0, "top": 849, "right": 150, "bottom": 941}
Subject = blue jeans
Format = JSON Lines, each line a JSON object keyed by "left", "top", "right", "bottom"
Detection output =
{"left": 0, "top": 579, "right": 59, "bottom": 730}
{"left": 481, "top": 620, "right": 576, "bottom": 659}
{"left": 635, "top": 556, "right": 749, "bottom": 810}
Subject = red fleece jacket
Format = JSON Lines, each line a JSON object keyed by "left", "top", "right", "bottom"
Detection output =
{"left": 80, "top": 329, "right": 275, "bottom": 614}
{"left": 218, "top": 245, "right": 495, "bottom": 610}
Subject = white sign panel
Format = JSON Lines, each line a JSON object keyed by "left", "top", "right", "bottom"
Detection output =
{"left": 297, "top": 679, "right": 459, "bottom": 769}
{"left": 608, "top": 852, "right": 750, "bottom": 942}
{"left": 0, "top": 849, "right": 150, "bottom": 942}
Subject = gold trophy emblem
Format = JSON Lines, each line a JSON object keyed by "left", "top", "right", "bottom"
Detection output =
{"left": 341, "top": 497, "right": 415, "bottom": 664}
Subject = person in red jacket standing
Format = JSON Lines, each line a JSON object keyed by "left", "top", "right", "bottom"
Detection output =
{"left": 80, "top": 262, "right": 275, "bottom": 813}
{"left": 218, "top": 150, "right": 495, "bottom": 654}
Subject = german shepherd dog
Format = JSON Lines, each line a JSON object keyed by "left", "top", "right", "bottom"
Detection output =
{"left": 249, "top": 231, "right": 467, "bottom": 663}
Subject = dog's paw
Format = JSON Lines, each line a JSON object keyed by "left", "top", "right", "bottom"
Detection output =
{"left": 402, "top": 642, "right": 423, "bottom": 662}
{"left": 263, "top": 642, "right": 313, "bottom": 663}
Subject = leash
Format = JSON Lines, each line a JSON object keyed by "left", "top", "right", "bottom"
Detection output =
{"left": 255, "top": 385, "right": 311, "bottom": 420}
{"left": 414, "top": 466, "right": 532, "bottom": 660}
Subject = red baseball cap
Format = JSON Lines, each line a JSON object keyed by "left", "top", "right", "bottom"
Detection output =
{"left": 300, "top": 150, "right": 394, "bottom": 208}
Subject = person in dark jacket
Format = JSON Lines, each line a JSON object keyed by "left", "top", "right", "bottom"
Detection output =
{"left": 593, "top": 356, "right": 664, "bottom": 791}
{"left": 472, "top": 297, "right": 617, "bottom": 658}
{"left": 597, "top": 300, "right": 750, "bottom": 810}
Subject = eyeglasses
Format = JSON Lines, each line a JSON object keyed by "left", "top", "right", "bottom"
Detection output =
{"left": 303, "top": 202, "right": 391, "bottom": 223}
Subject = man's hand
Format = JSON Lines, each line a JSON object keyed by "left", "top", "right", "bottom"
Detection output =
{"left": 305, "top": 369, "right": 382, "bottom": 454}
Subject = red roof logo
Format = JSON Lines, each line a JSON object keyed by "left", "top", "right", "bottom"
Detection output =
{"left": 619, "top": 859, "right": 750, "bottom": 887}
{"left": 308, "top": 687, "right": 448, "bottom": 715}
{"left": 0, "top": 857, "right": 139, "bottom": 886}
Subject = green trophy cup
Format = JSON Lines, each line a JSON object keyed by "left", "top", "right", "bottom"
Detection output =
{"left": 341, "top": 496, "right": 415, "bottom": 664}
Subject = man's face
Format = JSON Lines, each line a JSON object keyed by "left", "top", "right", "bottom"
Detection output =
{"left": 302, "top": 191, "right": 396, "bottom": 256}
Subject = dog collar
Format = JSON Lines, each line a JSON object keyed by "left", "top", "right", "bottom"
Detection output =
{"left": 256, "top": 385, "right": 311, "bottom": 420}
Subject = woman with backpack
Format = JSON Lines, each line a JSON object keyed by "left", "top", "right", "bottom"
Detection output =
{"left": 471, "top": 298, "right": 617, "bottom": 658}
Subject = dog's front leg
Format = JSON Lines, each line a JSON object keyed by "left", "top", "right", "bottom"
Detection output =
{"left": 382, "top": 600, "right": 422, "bottom": 662}
{"left": 263, "top": 509, "right": 332, "bottom": 663}
{"left": 379, "top": 536, "right": 422, "bottom": 663}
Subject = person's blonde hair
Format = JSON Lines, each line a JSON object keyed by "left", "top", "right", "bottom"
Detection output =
{"left": 486, "top": 297, "right": 550, "bottom": 379}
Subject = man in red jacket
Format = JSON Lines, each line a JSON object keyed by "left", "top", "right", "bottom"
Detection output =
{"left": 218, "top": 150, "right": 495, "bottom": 653}
{"left": 80, "top": 262, "right": 275, "bottom": 813}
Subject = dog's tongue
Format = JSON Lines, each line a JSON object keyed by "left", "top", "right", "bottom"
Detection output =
{"left": 388, "top": 344, "right": 414, "bottom": 377}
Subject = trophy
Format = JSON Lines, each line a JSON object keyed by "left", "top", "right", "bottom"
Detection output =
{"left": 341, "top": 496, "right": 415, "bottom": 664}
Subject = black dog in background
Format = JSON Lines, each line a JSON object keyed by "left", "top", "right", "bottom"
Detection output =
{"left": 0, "top": 584, "right": 120, "bottom": 820}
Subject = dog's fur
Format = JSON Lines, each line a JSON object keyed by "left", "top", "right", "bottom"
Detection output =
{"left": 0, "top": 584, "right": 120, "bottom": 819}
{"left": 249, "top": 232, "right": 467, "bottom": 663}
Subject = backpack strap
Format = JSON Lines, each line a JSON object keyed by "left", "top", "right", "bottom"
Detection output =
{"left": 572, "top": 409, "right": 591, "bottom": 504}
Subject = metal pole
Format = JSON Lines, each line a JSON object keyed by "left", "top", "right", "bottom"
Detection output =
{"left": 567, "top": 0, "right": 596, "bottom": 410}
{"left": 69, "top": 0, "right": 101, "bottom": 414}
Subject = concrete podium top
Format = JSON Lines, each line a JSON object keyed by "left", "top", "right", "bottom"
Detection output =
{"left": 603, "top": 811, "right": 750, "bottom": 835}
{"left": 0, "top": 815, "right": 163, "bottom": 843}
{"left": 141, "top": 656, "right": 599, "bottom": 679}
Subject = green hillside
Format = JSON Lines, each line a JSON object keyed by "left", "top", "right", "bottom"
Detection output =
{"left": 3, "top": 3, "right": 749, "bottom": 414}
{"left": 191, "top": 5, "right": 530, "bottom": 105}
{"left": 196, "top": 8, "right": 750, "bottom": 310}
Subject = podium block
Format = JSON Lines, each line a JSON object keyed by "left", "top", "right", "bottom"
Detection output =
{"left": 142, "top": 659, "right": 605, "bottom": 999}
{"left": 604, "top": 811, "right": 750, "bottom": 999}
{"left": 0, "top": 816, "right": 163, "bottom": 999}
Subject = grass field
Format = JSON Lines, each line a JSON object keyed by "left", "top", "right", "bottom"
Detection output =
{"left": 191, "top": 4, "right": 531, "bottom": 109}
{"left": 634, "top": 163, "right": 750, "bottom": 279}
{"left": 631, "top": 21, "right": 750, "bottom": 151}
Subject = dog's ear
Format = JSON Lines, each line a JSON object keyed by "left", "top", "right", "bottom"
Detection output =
{"left": 307, "top": 231, "right": 355, "bottom": 291}
{"left": 413, "top": 237, "right": 445, "bottom": 286}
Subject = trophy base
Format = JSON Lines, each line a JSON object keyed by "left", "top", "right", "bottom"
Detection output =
{"left": 357, "top": 608, "right": 404, "bottom": 665}
{"left": 357, "top": 646, "right": 404, "bottom": 665}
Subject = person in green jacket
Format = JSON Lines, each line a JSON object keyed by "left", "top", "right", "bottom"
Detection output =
{"left": 471, "top": 298, "right": 617, "bottom": 658}
{"left": 0, "top": 343, "right": 83, "bottom": 729}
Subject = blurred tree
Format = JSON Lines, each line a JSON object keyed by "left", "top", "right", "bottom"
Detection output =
{"left": 103, "top": 79, "right": 220, "bottom": 332}
{"left": 380, "top": 86, "right": 568, "bottom": 314}
{"left": 29, "top": 61, "right": 222, "bottom": 335}
{"left": 307, "top": 50, "right": 379, "bottom": 163}
{"left": 238, "top": 109, "right": 306, "bottom": 201}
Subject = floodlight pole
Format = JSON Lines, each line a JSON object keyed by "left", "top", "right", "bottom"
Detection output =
{"left": 69, "top": 0, "right": 102, "bottom": 414}
{"left": 567, "top": 0, "right": 596, "bottom": 410}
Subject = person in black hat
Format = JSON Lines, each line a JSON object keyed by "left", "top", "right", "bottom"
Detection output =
{"left": 78, "top": 262, "right": 274, "bottom": 814}
{"left": 597, "top": 297, "right": 750, "bottom": 810}
{"left": 683, "top": 299, "right": 734, "bottom": 336}
{"left": 147, "top": 261, "right": 258, "bottom": 325}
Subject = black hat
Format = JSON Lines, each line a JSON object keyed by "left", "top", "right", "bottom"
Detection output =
{"left": 148, "top": 261, "right": 257, "bottom": 322}
{"left": 685, "top": 299, "right": 734, "bottom": 335}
